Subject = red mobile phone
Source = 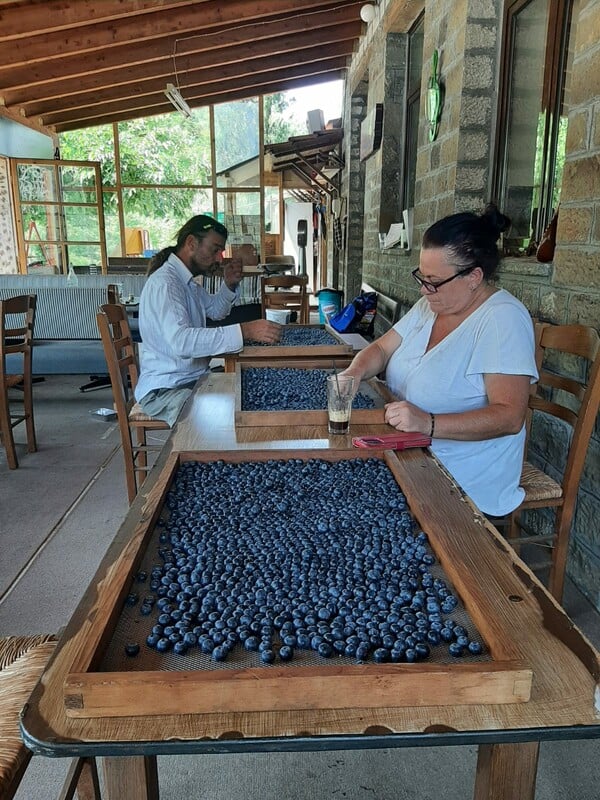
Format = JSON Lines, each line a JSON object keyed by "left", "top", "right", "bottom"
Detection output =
{"left": 352, "top": 432, "right": 432, "bottom": 450}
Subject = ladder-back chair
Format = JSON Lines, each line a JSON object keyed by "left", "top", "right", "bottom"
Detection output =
{"left": 97, "top": 303, "right": 169, "bottom": 503}
{"left": 0, "top": 294, "right": 37, "bottom": 469}
{"left": 0, "top": 635, "right": 100, "bottom": 800}
{"left": 260, "top": 274, "right": 309, "bottom": 325}
{"left": 507, "top": 322, "right": 600, "bottom": 602}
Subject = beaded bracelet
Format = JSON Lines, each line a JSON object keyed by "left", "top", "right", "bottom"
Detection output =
{"left": 429, "top": 412, "right": 436, "bottom": 438}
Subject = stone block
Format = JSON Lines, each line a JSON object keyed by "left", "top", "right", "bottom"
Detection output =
{"left": 530, "top": 414, "right": 570, "bottom": 471}
{"left": 455, "top": 165, "right": 486, "bottom": 192}
{"left": 570, "top": 47, "right": 600, "bottom": 108}
{"left": 520, "top": 284, "right": 540, "bottom": 316}
{"left": 501, "top": 258, "right": 551, "bottom": 277}
{"left": 457, "top": 130, "right": 489, "bottom": 161}
{"left": 539, "top": 288, "right": 569, "bottom": 323}
{"left": 568, "top": 538, "right": 600, "bottom": 607}
{"left": 565, "top": 109, "right": 589, "bottom": 153}
{"left": 581, "top": 438, "right": 600, "bottom": 495}
{"left": 561, "top": 155, "right": 600, "bottom": 202}
{"left": 465, "top": 22, "right": 496, "bottom": 49}
{"left": 462, "top": 55, "right": 494, "bottom": 90}
{"left": 469, "top": 0, "right": 497, "bottom": 17}
{"left": 460, "top": 94, "right": 492, "bottom": 127}
{"left": 573, "top": 3, "right": 600, "bottom": 51}
{"left": 592, "top": 205, "right": 600, "bottom": 242}
{"left": 558, "top": 205, "right": 593, "bottom": 243}
{"left": 498, "top": 279, "right": 522, "bottom": 301}
{"left": 440, "top": 133, "right": 460, "bottom": 169}
{"left": 554, "top": 249, "right": 600, "bottom": 289}
{"left": 592, "top": 105, "right": 600, "bottom": 150}
{"left": 566, "top": 292, "right": 600, "bottom": 327}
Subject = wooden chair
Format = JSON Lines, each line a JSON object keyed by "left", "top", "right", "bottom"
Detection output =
{"left": 262, "top": 254, "right": 296, "bottom": 274}
{"left": 506, "top": 322, "right": 600, "bottom": 602}
{"left": 107, "top": 283, "right": 121, "bottom": 305}
{"left": 0, "top": 295, "right": 37, "bottom": 470}
{"left": 0, "top": 635, "right": 100, "bottom": 800}
{"left": 79, "top": 284, "right": 122, "bottom": 393}
{"left": 97, "top": 303, "right": 169, "bottom": 504}
{"left": 260, "top": 274, "right": 309, "bottom": 325}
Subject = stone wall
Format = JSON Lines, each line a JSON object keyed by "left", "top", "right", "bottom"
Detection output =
{"left": 342, "top": 0, "right": 600, "bottom": 608}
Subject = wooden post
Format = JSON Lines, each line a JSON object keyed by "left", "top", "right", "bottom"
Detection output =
{"left": 102, "top": 756, "right": 159, "bottom": 800}
{"left": 474, "top": 742, "right": 539, "bottom": 800}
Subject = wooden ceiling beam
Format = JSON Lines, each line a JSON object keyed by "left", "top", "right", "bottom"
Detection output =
{"left": 40, "top": 59, "right": 347, "bottom": 127}
{"left": 0, "top": 12, "right": 361, "bottom": 96}
{"left": 53, "top": 72, "right": 345, "bottom": 132}
{"left": 0, "top": 105, "right": 56, "bottom": 137}
{"left": 21, "top": 42, "right": 353, "bottom": 118}
{"left": 0, "top": 0, "right": 194, "bottom": 39}
{"left": 0, "top": 0, "right": 361, "bottom": 66}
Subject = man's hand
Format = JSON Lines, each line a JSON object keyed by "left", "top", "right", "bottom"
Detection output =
{"left": 223, "top": 258, "right": 243, "bottom": 290}
{"left": 240, "top": 319, "right": 282, "bottom": 344}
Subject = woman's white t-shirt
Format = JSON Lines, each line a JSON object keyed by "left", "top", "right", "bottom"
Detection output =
{"left": 386, "top": 290, "right": 538, "bottom": 516}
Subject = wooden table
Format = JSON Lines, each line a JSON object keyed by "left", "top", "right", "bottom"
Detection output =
{"left": 21, "top": 373, "right": 600, "bottom": 800}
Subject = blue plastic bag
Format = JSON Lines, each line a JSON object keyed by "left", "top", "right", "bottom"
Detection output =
{"left": 328, "top": 291, "right": 377, "bottom": 336}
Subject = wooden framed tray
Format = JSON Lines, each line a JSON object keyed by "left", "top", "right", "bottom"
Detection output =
{"left": 234, "top": 361, "right": 394, "bottom": 427}
{"left": 63, "top": 449, "right": 532, "bottom": 719}
{"left": 224, "top": 324, "right": 354, "bottom": 372}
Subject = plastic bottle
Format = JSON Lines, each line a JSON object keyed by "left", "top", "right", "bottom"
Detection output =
{"left": 66, "top": 265, "right": 79, "bottom": 287}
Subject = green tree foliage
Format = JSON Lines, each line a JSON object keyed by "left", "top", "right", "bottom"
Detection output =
{"left": 264, "top": 92, "right": 305, "bottom": 144}
{"left": 214, "top": 99, "right": 259, "bottom": 173}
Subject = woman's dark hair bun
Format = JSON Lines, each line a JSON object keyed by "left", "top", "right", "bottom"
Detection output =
{"left": 482, "top": 202, "right": 511, "bottom": 238}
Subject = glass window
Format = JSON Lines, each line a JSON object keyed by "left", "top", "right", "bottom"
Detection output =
{"left": 217, "top": 191, "right": 261, "bottom": 259}
{"left": 117, "top": 110, "right": 211, "bottom": 186}
{"left": 11, "top": 160, "right": 107, "bottom": 275}
{"left": 102, "top": 191, "right": 122, "bottom": 257}
{"left": 123, "top": 188, "right": 213, "bottom": 254}
{"left": 403, "top": 14, "right": 424, "bottom": 211}
{"left": 495, "top": 0, "right": 576, "bottom": 254}
{"left": 214, "top": 99, "right": 260, "bottom": 187}
{"left": 59, "top": 125, "right": 116, "bottom": 187}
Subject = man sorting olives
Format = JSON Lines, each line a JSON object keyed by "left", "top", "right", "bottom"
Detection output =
{"left": 136, "top": 214, "right": 281, "bottom": 426}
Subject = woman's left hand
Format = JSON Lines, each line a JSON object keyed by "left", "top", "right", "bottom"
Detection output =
{"left": 384, "top": 400, "right": 430, "bottom": 434}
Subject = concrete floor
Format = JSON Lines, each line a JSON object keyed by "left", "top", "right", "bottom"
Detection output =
{"left": 1, "top": 374, "right": 599, "bottom": 800}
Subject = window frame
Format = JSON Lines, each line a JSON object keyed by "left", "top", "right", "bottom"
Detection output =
{"left": 493, "top": 0, "right": 574, "bottom": 249}
{"left": 402, "top": 12, "right": 424, "bottom": 213}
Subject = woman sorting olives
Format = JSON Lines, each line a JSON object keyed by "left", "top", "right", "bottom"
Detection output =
{"left": 341, "top": 204, "right": 538, "bottom": 517}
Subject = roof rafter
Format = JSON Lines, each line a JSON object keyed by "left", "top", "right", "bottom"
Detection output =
{"left": 0, "top": 0, "right": 367, "bottom": 131}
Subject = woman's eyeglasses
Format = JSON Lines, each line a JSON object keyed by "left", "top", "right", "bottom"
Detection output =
{"left": 411, "top": 266, "right": 473, "bottom": 293}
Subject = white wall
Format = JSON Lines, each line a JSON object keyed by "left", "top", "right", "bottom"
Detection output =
{"left": 0, "top": 117, "right": 54, "bottom": 158}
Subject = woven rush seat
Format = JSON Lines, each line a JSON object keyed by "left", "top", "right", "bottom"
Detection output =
{"left": 128, "top": 401, "right": 165, "bottom": 423}
{"left": 0, "top": 635, "right": 56, "bottom": 798}
{"left": 518, "top": 462, "right": 563, "bottom": 502}
{"left": 0, "top": 635, "right": 100, "bottom": 800}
